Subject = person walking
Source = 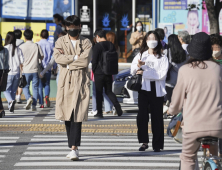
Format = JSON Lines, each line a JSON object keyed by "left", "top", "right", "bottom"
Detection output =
{"left": 167, "top": 32, "right": 222, "bottom": 170}
{"left": 19, "top": 29, "right": 44, "bottom": 111}
{"left": 54, "top": 15, "right": 92, "bottom": 160}
{"left": 14, "top": 29, "right": 24, "bottom": 103}
{"left": 53, "top": 14, "right": 63, "bottom": 47}
{"left": 37, "top": 30, "right": 53, "bottom": 108}
{"left": 92, "top": 28, "right": 123, "bottom": 118}
{"left": 178, "top": 30, "right": 190, "bottom": 54}
{"left": 0, "top": 34, "right": 9, "bottom": 118}
{"left": 155, "top": 28, "right": 168, "bottom": 50}
{"left": 128, "top": 21, "right": 146, "bottom": 62}
{"left": 131, "top": 31, "right": 168, "bottom": 152}
{"left": 4, "top": 32, "right": 24, "bottom": 113}
{"left": 165, "top": 34, "right": 188, "bottom": 103}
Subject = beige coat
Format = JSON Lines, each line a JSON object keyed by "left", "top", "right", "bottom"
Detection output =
{"left": 168, "top": 61, "right": 222, "bottom": 133}
{"left": 54, "top": 34, "right": 92, "bottom": 122}
{"left": 129, "top": 31, "right": 146, "bottom": 51}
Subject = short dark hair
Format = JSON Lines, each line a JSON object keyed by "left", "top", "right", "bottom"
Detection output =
{"left": 53, "top": 14, "right": 63, "bottom": 22}
{"left": 40, "top": 29, "right": 49, "bottom": 39}
{"left": 94, "top": 28, "right": 106, "bottom": 39}
{"left": 155, "top": 28, "right": 165, "bottom": 40}
{"left": 65, "top": 15, "right": 80, "bottom": 26}
{"left": 210, "top": 34, "right": 222, "bottom": 46}
{"left": 14, "top": 29, "right": 22, "bottom": 39}
{"left": 24, "top": 29, "right": 33, "bottom": 40}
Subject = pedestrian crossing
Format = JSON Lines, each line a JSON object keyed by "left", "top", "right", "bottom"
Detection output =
{"left": 0, "top": 136, "right": 20, "bottom": 163}
{"left": 13, "top": 134, "right": 202, "bottom": 169}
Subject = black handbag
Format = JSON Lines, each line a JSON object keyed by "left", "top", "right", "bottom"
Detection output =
{"left": 18, "top": 75, "right": 27, "bottom": 88}
{"left": 126, "top": 73, "right": 142, "bottom": 91}
{"left": 0, "top": 49, "right": 9, "bottom": 92}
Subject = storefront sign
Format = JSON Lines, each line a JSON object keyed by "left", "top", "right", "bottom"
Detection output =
{"left": 81, "top": 25, "right": 90, "bottom": 36}
{"left": 102, "top": 14, "right": 111, "bottom": 31}
{"left": 163, "top": 0, "right": 187, "bottom": 10}
{"left": 1, "top": 22, "right": 46, "bottom": 43}
{"left": 120, "top": 14, "right": 130, "bottom": 31}
{"left": 80, "top": 6, "right": 90, "bottom": 22}
{"left": 46, "top": 23, "right": 56, "bottom": 45}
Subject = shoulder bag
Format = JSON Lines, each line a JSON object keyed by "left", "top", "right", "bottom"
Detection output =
{"left": 126, "top": 54, "right": 142, "bottom": 92}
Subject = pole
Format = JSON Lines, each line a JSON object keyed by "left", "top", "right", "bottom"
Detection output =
{"left": 93, "top": 0, "right": 97, "bottom": 33}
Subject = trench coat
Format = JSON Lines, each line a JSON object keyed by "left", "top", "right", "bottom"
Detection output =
{"left": 54, "top": 34, "right": 92, "bottom": 122}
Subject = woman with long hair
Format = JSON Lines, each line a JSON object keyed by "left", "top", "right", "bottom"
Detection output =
{"left": 165, "top": 34, "right": 188, "bottom": 103}
{"left": 168, "top": 32, "right": 222, "bottom": 170}
{"left": 4, "top": 32, "right": 24, "bottom": 113}
{"left": 0, "top": 34, "right": 9, "bottom": 117}
{"left": 131, "top": 31, "right": 169, "bottom": 152}
{"left": 106, "top": 32, "right": 120, "bottom": 57}
{"left": 129, "top": 21, "right": 146, "bottom": 62}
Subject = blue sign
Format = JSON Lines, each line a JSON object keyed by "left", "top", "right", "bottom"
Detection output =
{"left": 102, "top": 13, "right": 111, "bottom": 31}
{"left": 46, "top": 23, "right": 57, "bottom": 45}
{"left": 163, "top": 0, "right": 187, "bottom": 10}
{"left": 120, "top": 14, "right": 130, "bottom": 31}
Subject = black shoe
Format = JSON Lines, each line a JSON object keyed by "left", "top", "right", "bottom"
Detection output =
{"left": 94, "top": 114, "right": 104, "bottom": 118}
{"left": 139, "top": 144, "right": 148, "bottom": 151}
{"left": 115, "top": 105, "right": 123, "bottom": 117}
{"left": 9, "top": 100, "right": 16, "bottom": 112}
{"left": 154, "top": 148, "right": 161, "bottom": 152}
{"left": 0, "top": 111, "right": 5, "bottom": 118}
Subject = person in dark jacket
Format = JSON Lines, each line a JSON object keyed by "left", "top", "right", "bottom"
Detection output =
{"left": 92, "top": 28, "right": 122, "bottom": 118}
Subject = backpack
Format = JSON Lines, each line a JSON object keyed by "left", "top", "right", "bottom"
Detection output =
{"left": 98, "top": 42, "right": 118, "bottom": 75}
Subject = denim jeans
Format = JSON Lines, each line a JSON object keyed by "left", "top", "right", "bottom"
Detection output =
{"left": 92, "top": 81, "right": 113, "bottom": 112}
{"left": 23, "top": 73, "right": 39, "bottom": 106}
{"left": 38, "top": 72, "right": 51, "bottom": 105}
{"left": 4, "top": 74, "right": 20, "bottom": 108}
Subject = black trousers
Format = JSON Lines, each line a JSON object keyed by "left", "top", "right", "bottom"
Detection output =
{"left": 65, "top": 112, "right": 82, "bottom": 148}
{"left": 94, "top": 74, "right": 121, "bottom": 114}
{"left": 165, "top": 86, "right": 174, "bottom": 103}
{"left": 137, "top": 82, "right": 164, "bottom": 150}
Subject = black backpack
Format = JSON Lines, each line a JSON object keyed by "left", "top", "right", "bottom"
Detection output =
{"left": 98, "top": 42, "right": 118, "bottom": 75}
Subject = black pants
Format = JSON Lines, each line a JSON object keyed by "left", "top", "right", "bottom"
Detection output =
{"left": 137, "top": 82, "right": 164, "bottom": 150}
{"left": 165, "top": 86, "right": 174, "bottom": 103}
{"left": 94, "top": 74, "right": 121, "bottom": 114}
{"left": 65, "top": 112, "right": 82, "bottom": 148}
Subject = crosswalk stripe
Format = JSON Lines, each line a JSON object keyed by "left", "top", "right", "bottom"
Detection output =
{"left": 14, "top": 162, "right": 181, "bottom": 167}
{"left": 0, "top": 137, "right": 19, "bottom": 139}
{"left": 0, "top": 140, "right": 18, "bottom": 143}
{"left": 0, "top": 121, "right": 32, "bottom": 123}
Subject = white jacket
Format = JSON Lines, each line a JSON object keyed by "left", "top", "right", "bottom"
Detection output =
{"left": 5, "top": 44, "right": 24, "bottom": 75}
{"left": 131, "top": 50, "right": 169, "bottom": 97}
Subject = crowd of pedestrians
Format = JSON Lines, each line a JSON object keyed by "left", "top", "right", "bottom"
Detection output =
{"left": 0, "top": 13, "right": 222, "bottom": 170}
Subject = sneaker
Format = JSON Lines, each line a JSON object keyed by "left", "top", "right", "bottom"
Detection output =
{"left": 9, "top": 100, "right": 16, "bottom": 112}
{"left": 25, "top": 98, "right": 33, "bottom": 110}
{"left": 66, "top": 150, "right": 79, "bottom": 158}
{"left": 112, "top": 107, "right": 117, "bottom": 116}
{"left": 69, "top": 150, "right": 79, "bottom": 161}
{"left": 16, "top": 97, "right": 22, "bottom": 104}
{"left": 45, "top": 96, "right": 50, "bottom": 107}
{"left": 88, "top": 110, "right": 97, "bottom": 116}
{"left": 32, "top": 105, "right": 37, "bottom": 111}
{"left": 94, "top": 113, "right": 104, "bottom": 118}
{"left": 40, "top": 105, "right": 44, "bottom": 109}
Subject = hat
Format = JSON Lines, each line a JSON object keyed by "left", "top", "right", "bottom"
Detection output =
{"left": 187, "top": 32, "right": 212, "bottom": 60}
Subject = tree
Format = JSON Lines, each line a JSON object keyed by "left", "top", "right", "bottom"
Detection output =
{"left": 188, "top": 0, "right": 222, "bottom": 34}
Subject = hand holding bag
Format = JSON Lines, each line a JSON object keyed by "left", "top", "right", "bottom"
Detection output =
{"left": 0, "top": 49, "right": 9, "bottom": 92}
{"left": 18, "top": 75, "right": 27, "bottom": 88}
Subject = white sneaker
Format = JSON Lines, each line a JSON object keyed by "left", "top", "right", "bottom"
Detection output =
{"left": 88, "top": 110, "right": 97, "bottom": 116}
{"left": 31, "top": 105, "right": 37, "bottom": 111}
{"left": 163, "top": 105, "right": 169, "bottom": 114}
{"left": 25, "top": 98, "right": 33, "bottom": 110}
{"left": 69, "top": 150, "right": 79, "bottom": 161}
{"left": 66, "top": 150, "right": 79, "bottom": 158}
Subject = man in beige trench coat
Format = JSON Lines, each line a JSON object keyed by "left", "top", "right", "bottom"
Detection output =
{"left": 54, "top": 15, "right": 92, "bottom": 161}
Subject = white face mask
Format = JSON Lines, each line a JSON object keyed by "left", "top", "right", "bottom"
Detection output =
{"left": 136, "top": 26, "right": 142, "bottom": 32}
{"left": 62, "top": 27, "right": 65, "bottom": 31}
{"left": 147, "top": 40, "right": 158, "bottom": 49}
{"left": 212, "top": 50, "right": 221, "bottom": 58}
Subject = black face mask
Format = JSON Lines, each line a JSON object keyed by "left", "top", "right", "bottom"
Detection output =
{"left": 67, "top": 29, "right": 79, "bottom": 37}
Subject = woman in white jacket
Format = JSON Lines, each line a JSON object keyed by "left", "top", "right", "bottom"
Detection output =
{"left": 4, "top": 32, "right": 24, "bottom": 113}
{"left": 131, "top": 31, "right": 169, "bottom": 152}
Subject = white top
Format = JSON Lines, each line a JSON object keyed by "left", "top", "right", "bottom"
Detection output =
{"left": 131, "top": 50, "right": 169, "bottom": 97}
{"left": 67, "top": 40, "right": 78, "bottom": 69}
{"left": 5, "top": 44, "right": 24, "bottom": 75}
